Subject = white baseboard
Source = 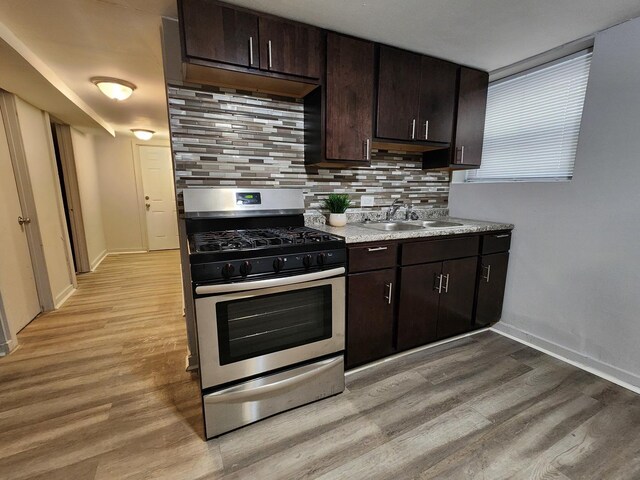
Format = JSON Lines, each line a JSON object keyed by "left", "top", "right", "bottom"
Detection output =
{"left": 54, "top": 284, "right": 76, "bottom": 309}
{"left": 0, "top": 338, "right": 17, "bottom": 356}
{"left": 186, "top": 353, "right": 199, "bottom": 372}
{"left": 90, "top": 249, "right": 108, "bottom": 271}
{"left": 345, "top": 328, "right": 490, "bottom": 376}
{"left": 107, "top": 249, "right": 148, "bottom": 255}
{"left": 491, "top": 323, "right": 640, "bottom": 395}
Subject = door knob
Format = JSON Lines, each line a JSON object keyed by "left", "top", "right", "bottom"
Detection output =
{"left": 145, "top": 196, "right": 149, "bottom": 200}
{"left": 18, "top": 216, "right": 31, "bottom": 226}
{"left": 145, "top": 203, "right": 151, "bottom": 209}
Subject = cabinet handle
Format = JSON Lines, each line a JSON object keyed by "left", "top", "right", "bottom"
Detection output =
{"left": 457, "top": 146, "right": 465, "bottom": 164}
{"left": 268, "top": 40, "right": 273, "bottom": 69}
{"left": 364, "top": 138, "right": 371, "bottom": 161}
{"left": 17, "top": 216, "right": 31, "bottom": 226}
{"left": 424, "top": 120, "right": 429, "bottom": 140}
{"left": 482, "top": 264, "right": 491, "bottom": 283}
{"left": 411, "top": 119, "right": 416, "bottom": 140}
{"left": 433, "top": 273, "right": 443, "bottom": 293}
{"left": 494, "top": 234, "right": 510, "bottom": 239}
{"left": 443, "top": 273, "right": 450, "bottom": 293}
{"left": 367, "top": 246, "right": 387, "bottom": 252}
{"left": 384, "top": 282, "right": 393, "bottom": 305}
{"left": 249, "top": 37, "right": 254, "bottom": 66}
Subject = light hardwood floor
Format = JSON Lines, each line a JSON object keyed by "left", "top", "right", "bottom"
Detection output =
{"left": 1, "top": 251, "right": 639, "bottom": 479}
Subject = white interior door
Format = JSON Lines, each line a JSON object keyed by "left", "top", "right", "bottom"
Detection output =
{"left": 0, "top": 111, "right": 41, "bottom": 336}
{"left": 139, "top": 146, "right": 179, "bottom": 251}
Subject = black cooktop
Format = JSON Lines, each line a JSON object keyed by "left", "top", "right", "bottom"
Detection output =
{"left": 190, "top": 227, "right": 343, "bottom": 254}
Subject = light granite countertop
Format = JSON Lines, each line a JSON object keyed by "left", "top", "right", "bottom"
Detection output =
{"left": 312, "top": 217, "right": 514, "bottom": 244}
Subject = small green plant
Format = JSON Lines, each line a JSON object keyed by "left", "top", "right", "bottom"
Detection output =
{"left": 322, "top": 193, "right": 351, "bottom": 214}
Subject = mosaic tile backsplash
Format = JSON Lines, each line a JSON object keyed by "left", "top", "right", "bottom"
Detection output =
{"left": 168, "top": 85, "right": 449, "bottom": 211}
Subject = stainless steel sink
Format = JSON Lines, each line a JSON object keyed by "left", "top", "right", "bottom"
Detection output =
{"left": 420, "top": 220, "right": 463, "bottom": 228}
{"left": 358, "top": 221, "right": 425, "bottom": 231}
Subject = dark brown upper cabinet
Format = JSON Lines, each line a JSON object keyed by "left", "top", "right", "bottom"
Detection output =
{"left": 418, "top": 57, "right": 457, "bottom": 143}
{"left": 181, "top": 0, "right": 259, "bottom": 68}
{"left": 258, "top": 17, "right": 322, "bottom": 79}
{"left": 179, "top": 0, "right": 322, "bottom": 97}
{"left": 376, "top": 46, "right": 422, "bottom": 142}
{"left": 325, "top": 33, "right": 375, "bottom": 164}
{"left": 452, "top": 67, "right": 489, "bottom": 167}
{"left": 423, "top": 66, "right": 489, "bottom": 169}
{"left": 376, "top": 46, "right": 457, "bottom": 148}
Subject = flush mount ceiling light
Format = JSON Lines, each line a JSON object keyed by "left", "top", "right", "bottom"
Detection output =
{"left": 91, "top": 77, "right": 137, "bottom": 101}
{"left": 131, "top": 129, "right": 155, "bottom": 141}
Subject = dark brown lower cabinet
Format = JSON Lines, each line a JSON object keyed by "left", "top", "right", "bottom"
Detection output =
{"left": 475, "top": 252, "right": 509, "bottom": 327}
{"left": 346, "top": 268, "right": 396, "bottom": 368}
{"left": 397, "top": 256, "right": 478, "bottom": 349}
{"left": 437, "top": 257, "right": 478, "bottom": 339}
{"left": 397, "top": 263, "right": 441, "bottom": 350}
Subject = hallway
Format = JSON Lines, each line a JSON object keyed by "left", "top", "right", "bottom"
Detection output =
{"left": 0, "top": 251, "right": 220, "bottom": 479}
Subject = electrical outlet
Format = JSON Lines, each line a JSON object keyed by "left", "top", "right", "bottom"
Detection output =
{"left": 360, "top": 195, "right": 374, "bottom": 207}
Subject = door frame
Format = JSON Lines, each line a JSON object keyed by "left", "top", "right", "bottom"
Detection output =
{"left": 0, "top": 275, "right": 17, "bottom": 355}
{"left": 0, "top": 91, "right": 53, "bottom": 312}
{"left": 51, "top": 123, "right": 91, "bottom": 273}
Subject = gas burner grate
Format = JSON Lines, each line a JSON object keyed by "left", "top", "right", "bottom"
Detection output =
{"left": 191, "top": 227, "right": 340, "bottom": 253}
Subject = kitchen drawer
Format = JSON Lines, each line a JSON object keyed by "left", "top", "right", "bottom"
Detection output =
{"left": 401, "top": 236, "right": 479, "bottom": 265}
{"left": 481, "top": 231, "right": 511, "bottom": 254}
{"left": 348, "top": 243, "right": 398, "bottom": 273}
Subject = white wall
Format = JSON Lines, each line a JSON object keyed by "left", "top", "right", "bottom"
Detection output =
{"left": 70, "top": 128, "right": 107, "bottom": 269}
{"left": 449, "top": 17, "right": 640, "bottom": 388}
{"left": 94, "top": 135, "right": 171, "bottom": 253}
{"left": 15, "top": 97, "right": 75, "bottom": 307}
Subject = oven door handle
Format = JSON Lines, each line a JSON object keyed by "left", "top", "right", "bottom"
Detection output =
{"left": 195, "top": 267, "right": 346, "bottom": 295}
{"left": 203, "top": 356, "right": 343, "bottom": 404}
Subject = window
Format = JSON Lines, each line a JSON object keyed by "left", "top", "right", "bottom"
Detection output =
{"left": 467, "top": 50, "right": 592, "bottom": 182}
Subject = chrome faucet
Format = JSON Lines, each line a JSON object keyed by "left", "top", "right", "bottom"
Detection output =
{"left": 386, "top": 199, "right": 404, "bottom": 221}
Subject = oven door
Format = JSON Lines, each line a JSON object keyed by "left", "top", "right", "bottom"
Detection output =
{"left": 195, "top": 268, "right": 345, "bottom": 389}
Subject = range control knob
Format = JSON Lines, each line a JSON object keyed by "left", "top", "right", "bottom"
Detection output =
{"left": 221, "top": 263, "right": 235, "bottom": 279}
{"left": 303, "top": 254, "right": 313, "bottom": 269}
{"left": 240, "top": 261, "right": 252, "bottom": 277}
{"left": 273, "top": 257, "right": 285, "bottom": 272}
{"left": 317, "top": 252, "right": 327, "bottom": 267}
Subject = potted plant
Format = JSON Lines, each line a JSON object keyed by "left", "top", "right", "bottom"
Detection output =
{"left": 322, "top": 193, "right": 351, "bottom": 227}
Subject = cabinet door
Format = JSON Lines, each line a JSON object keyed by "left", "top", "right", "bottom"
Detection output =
{"left": 437, "top": 257, "right": 478, "bottom": 339}
{"left": 397, "top": 263, "right": 441, "bottom": 351}
{"left": 452, "top": 67, "right": 488, "bottom": 166}
{"left": 326, "top": 33, "right": 375, "bottom": 162}
{"left": 181, "top": 0, "right": 259, "bottom": 68}
{"left": 376, "top": 46, "right": 421, "bottom": 141}
{"left": 418, "top": 57, "right": 457, "bottom": 143}
{"left": 475, "top": 252, "right": 509, "bottom": 328}
{"left": 346, "top": 269, "right": 396, "bottom": 368}
{"left": 259, "top": 17, "right": 321, "bottom": 78}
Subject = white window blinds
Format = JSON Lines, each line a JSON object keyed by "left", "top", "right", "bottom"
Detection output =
{"left": 467, "top": 50, "right": 592, "bottom": 182}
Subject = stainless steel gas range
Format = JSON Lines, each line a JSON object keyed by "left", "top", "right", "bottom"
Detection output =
{"left": 183, "top": 188, "right": 346, "bottom": 439}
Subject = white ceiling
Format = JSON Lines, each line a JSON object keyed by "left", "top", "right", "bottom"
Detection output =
{"left": 226, "top": 0, "right": 640, "bottom": 70}
{"left": 0, "top": 0, "right": 177, "bottom": 138}
{"left": 0, "top": 0, "right": 639, "bottom": 138}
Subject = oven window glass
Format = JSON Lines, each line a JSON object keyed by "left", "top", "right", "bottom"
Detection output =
{"left": 216, "top": 285, "right": 332, "bottom": 365}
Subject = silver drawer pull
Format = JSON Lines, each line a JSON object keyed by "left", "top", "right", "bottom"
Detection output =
{"left": 443, "top": 273, "right": 450, "bottom": 293}
{"left": 384, "top": 282, "right": 393, "bottom": 305}
{"left": 367, "top": 246, "right": 388, "bottom": 252}
{"left": 494, "top": 234, "right": 510, "bottom": 238}
{"left": 482, "top": 264, "right": 491, "bottom": 283}
{"left": 434, "top": 273, "right": 443, "bottom": 293}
